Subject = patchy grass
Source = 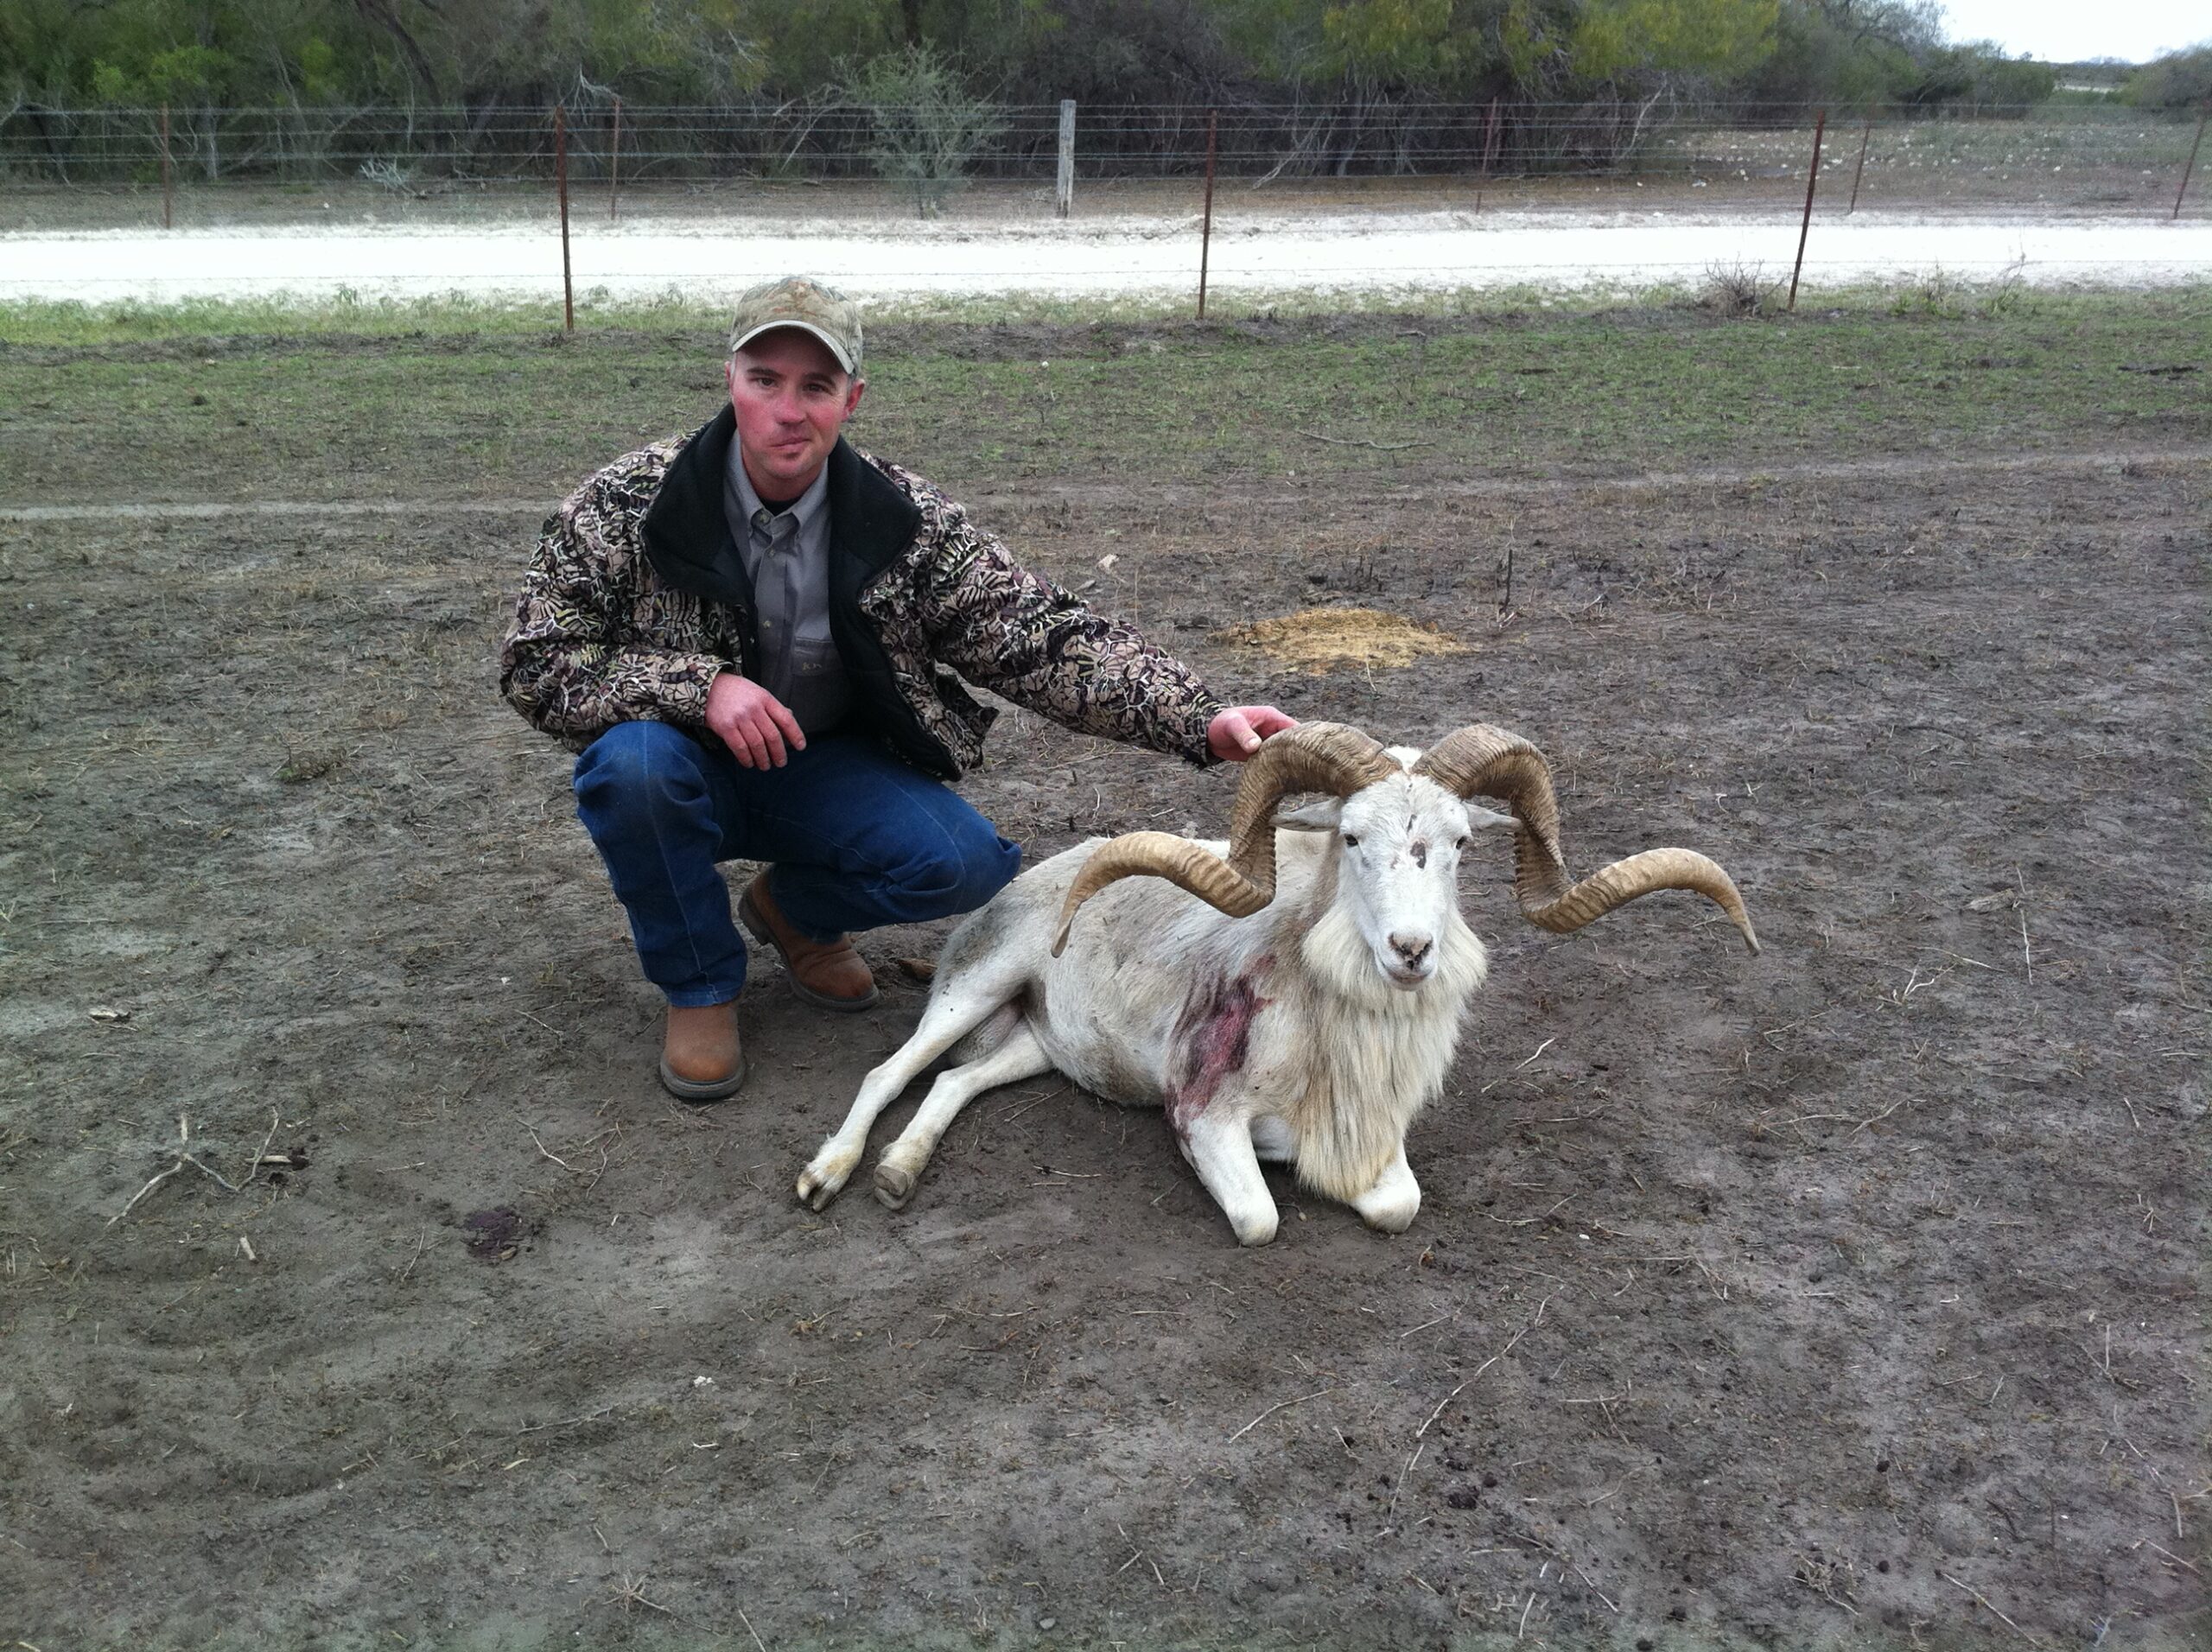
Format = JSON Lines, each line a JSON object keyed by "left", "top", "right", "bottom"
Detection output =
{"left": 0, "top": 289, "right": 2204, "bottom": 504}
{"left": 3, "top": 279, "right": 2205, "bottom": 345}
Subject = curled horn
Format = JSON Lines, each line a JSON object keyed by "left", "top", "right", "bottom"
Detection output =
{"left": 1050, "top": 722, "right": 1399, "bottom": 956}
{"left": 1413, "top": 725, "right": 1761, "bottom": 955}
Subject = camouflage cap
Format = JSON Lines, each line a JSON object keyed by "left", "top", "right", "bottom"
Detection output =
{"left": 726, "top": 276, "right": 864, "bottom": 375}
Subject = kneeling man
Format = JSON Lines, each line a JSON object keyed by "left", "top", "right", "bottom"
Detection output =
{"left": 500, "top": 276, "right": 1291, "bottom": 1100}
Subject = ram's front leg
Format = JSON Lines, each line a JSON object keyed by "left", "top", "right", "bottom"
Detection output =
{"left": 1179, "top": 1107, "right": 1279, "bottom": 1247}
{"left": 1350, "top": 1142, "right": 1421, "bottom": 1234}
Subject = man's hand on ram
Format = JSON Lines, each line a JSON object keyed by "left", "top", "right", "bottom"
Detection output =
{"left": 1207, "top": 705, "right": 1298, "bottom": 763}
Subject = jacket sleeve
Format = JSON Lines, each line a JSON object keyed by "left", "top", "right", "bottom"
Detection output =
{"left": 499, "top": 475, "right": 726, "bottom": 746}
{"left": 918, "top": 507, "right": 1223, "bottom": 767}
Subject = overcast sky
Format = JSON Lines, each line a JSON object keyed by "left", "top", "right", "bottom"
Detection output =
{"left": 1938, "top": 2, "right": 2206, "bottom": 63}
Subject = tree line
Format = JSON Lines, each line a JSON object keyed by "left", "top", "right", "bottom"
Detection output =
{"left": 4, "top": 0, "right": 2203, "bottom": 118}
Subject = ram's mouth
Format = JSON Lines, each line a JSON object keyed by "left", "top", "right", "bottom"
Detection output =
{"left": 1382, "top": 961, "right": 1432, "bottom": 990}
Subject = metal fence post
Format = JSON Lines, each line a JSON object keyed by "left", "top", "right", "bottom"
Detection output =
{"left": 1056, "top": 99, "right": 1075, "bottom": 219}
{"left": 1788, "top": 108, "right": 1827, "bottom": 311}
{"left": 1486, "top": 96, "right": 1503, "bottom": 202}
{"left": 1847, "top": 114, "right": 1872, "bottom": 213}
{"left": 1198, "top": 109, "right": 1217, "bottom": 319}
{"left": 2177, "top": 104, "right": 2209, "bottom": 221}
{"left": 609, "top": 95, "right": 621, "bottom": 219}
{"left": 160, "top": 104, "right": 174, "bottom": 229}
{"left": 555, "top": 103, "right": 574, "bottom": 332}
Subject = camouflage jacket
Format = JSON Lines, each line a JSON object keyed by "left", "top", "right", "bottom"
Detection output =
{"left": 499, "top": 410, "right": 1221, "bottom": 778}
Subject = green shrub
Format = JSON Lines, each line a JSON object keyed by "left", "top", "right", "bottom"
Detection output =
{"left": 835, "top": 43, "right": 1007, "bottom": 219}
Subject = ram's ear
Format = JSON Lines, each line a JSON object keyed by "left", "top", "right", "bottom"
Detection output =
{"left": 1465, "top": 804, "right": 1517, "bottom": 832}
{"left": 1272, "top": 797, "right": 1344, "bottom": 833}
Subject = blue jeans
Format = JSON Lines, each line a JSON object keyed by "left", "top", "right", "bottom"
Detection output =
{"left": 573, "top": 721, "right": 1021, "bottom": 1006}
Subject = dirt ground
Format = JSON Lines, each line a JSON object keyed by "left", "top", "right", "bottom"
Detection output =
{"left": 0, "top": 355, "right": 2207, "bottom": 1648}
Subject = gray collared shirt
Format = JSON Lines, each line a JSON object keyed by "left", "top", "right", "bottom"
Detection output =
{"left": 722, "top": 450, "right": 855, "bottom": 736}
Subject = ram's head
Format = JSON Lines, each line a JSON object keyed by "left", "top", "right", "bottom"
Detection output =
{"left": 1052, "top": 721, "right": 1759, "bottom": 989}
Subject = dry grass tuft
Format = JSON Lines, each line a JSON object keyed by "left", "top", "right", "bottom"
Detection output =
{"left": 1215, "top": 607, "right": 1470, "bottom": 673}
{"left": 1698, "top": 258, "right": 1779, "bottom": 317}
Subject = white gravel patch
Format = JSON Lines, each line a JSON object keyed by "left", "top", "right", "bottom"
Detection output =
{"left": 4, "top": 209, "right": 2206, "bottom": 304}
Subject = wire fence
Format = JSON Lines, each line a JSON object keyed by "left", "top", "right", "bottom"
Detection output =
{"left": 4, "top": 99, "right": 2202, "bottom": 314}
{"left": 3, "top": 100, "right": 2205, "bottom": 217}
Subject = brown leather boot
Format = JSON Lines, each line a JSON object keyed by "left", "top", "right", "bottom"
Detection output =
{"left": 659, "top": 1001, "right": 747, "bottom": 1102}
{"left": 738, "top": 870, "right": 880, "bottom": 1012}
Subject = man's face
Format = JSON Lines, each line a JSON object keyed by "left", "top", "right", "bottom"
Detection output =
{"left": 726, "top": 328, "right": 865, "bottom": 498}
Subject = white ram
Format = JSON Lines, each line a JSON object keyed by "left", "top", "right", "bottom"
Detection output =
{"left": 796, "top": 722, "right": 1759, "bottom": 1244}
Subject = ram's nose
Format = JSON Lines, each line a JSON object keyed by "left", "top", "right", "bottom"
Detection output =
{"left": 1389, "top": 932, "right": 1433, "bottom": 971}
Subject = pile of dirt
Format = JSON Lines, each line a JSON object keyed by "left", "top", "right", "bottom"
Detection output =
{"left": 1215, "top": 604, "right": 1471, "bottom": 672}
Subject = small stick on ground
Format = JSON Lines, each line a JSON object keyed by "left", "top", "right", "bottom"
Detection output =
{"left": 238, "top": 1108, "right": 280, "bottom": 1190}
{"left": 1938, "top": 1571, "right": 2024, "bottom": 1635}
{"left": 1385, "top": 1440, "right": 1424, "bottom": 1518}
{"left": 1476, "top": 1294, "right": 1554, "bottom": 1382}
{"left": 395, "top": 1226, "right": 429, "bottom": 1283}
{"left": 1847, "top": 1098, "right": 1907, "bottom": 1138}
{"left": 1419, "top": 1294, "right": 1554, "bottom": 1439}
{"left": 522, "top": 1119, "right": 574, "bottom": 1172}
{"left": 607, "top": 1573, "right": 671, "bottom": 1616}
{"left": 179, "top": 1153, "right": 239, "bottom": 1193}
{"left": 1227, "top": 1387, "right": 1335, "bottom": 1443}
{"left": 1297, "top": 429, "right": 1430, "bottom": 451}
{"left": 2140, "top": 1538, "right": 2198, "bottom": 1573}
{"left": 105, "top": 1163, "right": 184, "bottom": 1231}
{"left": 514, "top": 1404, "right": 617, "bottom": 1437}
{"left": 1570, "top": 1561, "right": 1619, "bottom": 1612}
{"left": 736, "top": 1604, "right": 770, "bottom": 1652}
{"left": 104, "top": 1116, "right": 241, "bottom": 1231}
{"left": 1415, "top": 1381, "right": 1467, "bottom": 1438}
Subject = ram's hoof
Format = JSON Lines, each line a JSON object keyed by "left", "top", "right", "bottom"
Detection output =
{"left": 1358, "top": 1198, "right": 1420, "bottom": 1234}
{"left": 873, "top": 1160, "right": 917, "bottom": 1210}
{"left": 795, "top": 1145, "right": 860, "bottom": 1210}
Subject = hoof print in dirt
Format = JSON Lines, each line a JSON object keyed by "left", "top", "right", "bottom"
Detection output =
{"left": 461, "top": 1205, "right": 534, "bottom": 1263}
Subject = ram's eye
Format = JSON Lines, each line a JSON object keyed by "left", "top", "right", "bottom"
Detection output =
{"left": 1456, "top": 835, "right": 1471, "bottom": 850}
{"left": 1342, "top": 833, "right": 1361, "bottom": 848}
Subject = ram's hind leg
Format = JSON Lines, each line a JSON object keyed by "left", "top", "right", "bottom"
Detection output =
{"left": 946, "top": 1001, "right": 1022, "bottom": 1065}
{"left": 796, "top": 963, "right": 1024, "bottom": 1211}
{"left": 874, "top": 1018, "right": 1052, "bottom": 1210}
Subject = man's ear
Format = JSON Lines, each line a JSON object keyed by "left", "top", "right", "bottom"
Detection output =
{"left": 1272, "top": 797, "right": 1343, "bottom": 832}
